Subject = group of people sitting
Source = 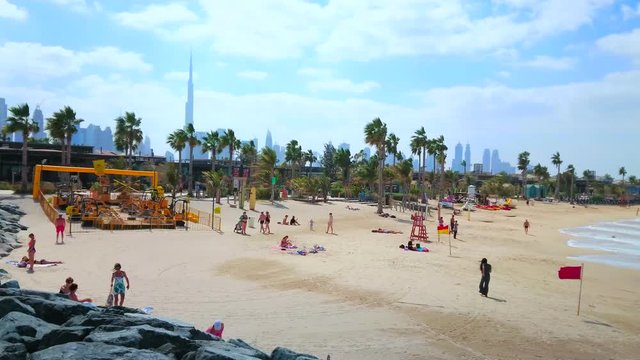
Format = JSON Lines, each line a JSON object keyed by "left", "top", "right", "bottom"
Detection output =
{"left": 59, "top": 277, "right": 92, "bottom": 303}
{"left": 278, "top": 215, "right": 300, "bottom": 225}
{"left": 346, "top": 205, "right": 360, "bottom": 211}
{"left": 399, "top": 240, "right": 429, "bottom": 252}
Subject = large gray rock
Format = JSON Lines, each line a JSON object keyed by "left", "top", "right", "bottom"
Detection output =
{"left": 38, "top": 326, "right": 93, "bottom": 349}
{"left": 227, "top": 339, "right": 270, "bottom": 360}
{"left": 0, "top": 280, "right": 20, "bottom": 289}
{"left": 0, "top": 203, "right": 26, "bottom": 216}
{"left": 195, "top": 344, "right": 266, "bottom": 360}
{"left": 30, "top": 341, "right": 173, "bottom": 360}
{"left": 0, "top": 311, "right": 59, "bottom": 349}
{"left": 271, "top": 347, "right": 320, "bottom": 360}
{"left": 0, "top": 297, "right": 36, "bottom": 318}
{"left": 13, "top": 295, "right": 97, "bottom": 325}
{"left": 0, "top": 340, "right": 28, "bottom": 360}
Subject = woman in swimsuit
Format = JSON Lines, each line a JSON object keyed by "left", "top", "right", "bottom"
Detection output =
{"left": 27, "top": 233, "right": 36, "bottom": 272}
{"left": 258, "top": 212, "right": 266, "bottom": 233}
{"left": 110, "top": 263, "right": 130, "bottom": 306}
{"left": 264, "top": 211, "right": 271, "bottom": 234}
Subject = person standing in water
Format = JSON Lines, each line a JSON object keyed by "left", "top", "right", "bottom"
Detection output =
{"left": 110, "top": 263, "right": 130, "bottom": 306}
{"left": 479, "top": 258, "right": 491, "bottom": 297}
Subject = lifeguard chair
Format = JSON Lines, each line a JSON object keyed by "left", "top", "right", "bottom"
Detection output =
{"left": 410, "top": 213, "right": 428, "bottom": 241}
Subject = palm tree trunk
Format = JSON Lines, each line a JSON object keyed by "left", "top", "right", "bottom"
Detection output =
{"left": 270, "top": 169, "right": 275, "bottom": 203}
{"left": 211, "top": 151, "right": 215, "bottom": 171}
{"left": 522, "top": 171, "right": 528, "bottom": 198}
{"left": 228, "top": 146, "right": 233, "bottom": 178}
{"left": 66, "top": 134, "right": 72, "bottom": 165}
{"left": 377, "top": 150, "right": 384, "bottom": 214}
{"left": 60, "top": 138, "right": 66, "bottom": 165}
{"left": 177, "top": 152, "right": 183, "bottom": 194}
{"left": 21, "top": 132, "right": 28, "bottom": 192}
{"left": 188, "top": 147, "right": 194, "bottom": 195}
{"left": 555, "top": 167, "right": 560, "bottom": 199}
{"left": 570, "top": 176, "right": 574, "bottom": 201}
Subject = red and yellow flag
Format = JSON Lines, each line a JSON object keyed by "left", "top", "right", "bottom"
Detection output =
{"left": 437, "top": 225, "right": 449, "bottom": 234}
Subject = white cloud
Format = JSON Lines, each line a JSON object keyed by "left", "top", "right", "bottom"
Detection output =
{"left": 0, "top": 42, "right": 152, "bottom": 82}
{"left": 45, "top": 0, "right": 95, "bottom": 13}
{"left": 237, "top": 70, "right": 269, "bottom": 81}
{"left": 111, "top": 0, "right": 614, "bottom": 61}
{"left": 297, "top": 67, "right": 333, "bottom": 78}
{"left": 497, "top": 71, "right": 512, "bottom": 78}
{"left": 1, "top": 68, "right": 639, "bottom": 176}
{"left": 517, "top": 55, "right": 577, "bottom": 70}
{"left": 596, "top": 28, "right": 640, "bottom": 64}
{"left": 0, "top": 0, "right": 27, "bottom": 20}
{"left": 621, "top": 3, "right": 640, "bottom": 20}
{"left": 309, "top": 79, "right": 380, "bottom": 93}
{"left": 112, "top": 3, "right": 198, "bottom": 30}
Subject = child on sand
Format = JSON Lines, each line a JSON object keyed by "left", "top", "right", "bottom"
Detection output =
{"left": 523, "top": 219, "right": 531, "bottom": 235}
{"left": 264, "top": 211, "right": 271, "bottom": 234}
{"left": 110, "top": 263, "right": 130, "bottom": 306}
{"left": 59, "top": 277, "right": 74, "bottom": 295}
{"left": 326, "top": 213, "right": 334, "bottom": 234}
{"left": 68, "top": 283, "right": 92, "bottom": 303}
{"left": 55, "top": 214, "right": 66, "bottom": 244}
{"left": 206, "top": 320, "right": 224, "bottom": 338}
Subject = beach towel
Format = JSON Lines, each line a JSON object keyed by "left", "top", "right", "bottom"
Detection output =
{"left": 4, "top": 260, "right": 58, "bottom": 268}
{"left": 402, "top": 248, "right": 429, "bottom": 253}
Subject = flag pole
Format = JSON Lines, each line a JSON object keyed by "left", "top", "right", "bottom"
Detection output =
{"left": 448, "top": 231, "right": 451, "bottom": 256}
{"left": 577, "top": 263, "right": 584, "bottom": 316}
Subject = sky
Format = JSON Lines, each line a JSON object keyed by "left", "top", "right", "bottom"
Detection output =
{"left": 1, "top": 0, "right": 639, "bottom": 178}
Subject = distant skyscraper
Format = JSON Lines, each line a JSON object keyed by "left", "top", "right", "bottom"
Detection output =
{"left": 426, "top": 154, "right": 435, "bottom": 172}
{"left": 452, "top": 142, "right": 463, "bottom": 172}
{"left": 338, "top": 142, "right": 350, "bottom": 150}
{"left": 0, "top": 98, "right": 7, "bottom": 138}
{"left": 464, "top": 143, "right": 471, "bottom": 173}
{"left": 32, "top": 106, "right": 45, "bottom": 139}
{"left": 165, "top": 151, "right": 175, "bottom": 162}
{"left": 185, "top": 53, "right": 194, "bottom": 127}
{"left": 362, "top": 147, "right": 371, "bottom": 160}
{"left": 491, "top": 149, "right": 500, "bottom": 174}
{"left": 265, "top": 130, "right": 273, "bottom": 149}
{"left": 482, "top": 149, "right": 491, "bottom": 174}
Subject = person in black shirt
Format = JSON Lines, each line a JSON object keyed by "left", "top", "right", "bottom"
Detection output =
{"left": 479, "top": 258, "right": 491, "bottom": 297}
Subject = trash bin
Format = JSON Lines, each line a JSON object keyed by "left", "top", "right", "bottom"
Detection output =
{"left": 248, "top": 217, "right": 255, "bottom": 228}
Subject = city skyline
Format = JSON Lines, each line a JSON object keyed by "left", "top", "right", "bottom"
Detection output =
{"left": 0, "top": 1, "right": 639, "bottom": 176}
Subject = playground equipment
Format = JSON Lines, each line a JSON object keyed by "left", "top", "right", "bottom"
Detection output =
{"left": 410, "top": 213, "right": 428, "bottom": 242}
{"left": 32, "top": 164, "right": 158, "bottom": 200}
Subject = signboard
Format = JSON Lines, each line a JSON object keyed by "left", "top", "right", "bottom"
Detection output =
{"left": 271, "top": 176, "right": 277, "bottom": 185}
{"left": 232, "top": 167, "right": 240, "bottom": 177}
{"left": 93, "top": 160, "right": 106, "bottom": 176}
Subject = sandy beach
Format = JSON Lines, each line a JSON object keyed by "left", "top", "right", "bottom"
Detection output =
{"left": 2, "top": 194, "right": 640, "bottom": 360}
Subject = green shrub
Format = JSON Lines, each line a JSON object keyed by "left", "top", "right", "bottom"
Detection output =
{"left": 256, "top": 187, "right": 280, "bottom": 200}
{"left": 0, "top": 181, "right": 13, "bottom": 191}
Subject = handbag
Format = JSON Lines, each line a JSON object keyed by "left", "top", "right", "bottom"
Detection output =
{"left": 106, "top": 291, "right": 114, "bottom": 307}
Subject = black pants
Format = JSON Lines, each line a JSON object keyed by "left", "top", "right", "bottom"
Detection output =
{"left": 453, "top": 230, "right": 457, "bottom": 239}
{"left": 479, "top": 274, "right": 490, "bottom": 296}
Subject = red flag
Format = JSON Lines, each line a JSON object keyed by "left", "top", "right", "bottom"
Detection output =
{"left": 558, "top": 266, "right": 582, "bottom": 280}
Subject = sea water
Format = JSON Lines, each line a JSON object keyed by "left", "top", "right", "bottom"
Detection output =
{"left": 561, "top": 218, "right": 640, "bottom": 270}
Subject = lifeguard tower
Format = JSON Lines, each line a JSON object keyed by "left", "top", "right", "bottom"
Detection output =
{"left": 410, "top": 213, "right": 428, "bottom": 241}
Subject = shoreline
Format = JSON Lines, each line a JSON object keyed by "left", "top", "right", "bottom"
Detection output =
{"left": 2, "top": 196, "right": 639, "bottom": 359}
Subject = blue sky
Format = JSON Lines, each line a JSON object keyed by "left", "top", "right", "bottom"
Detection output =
{"left": 1, "top": 0, "right": 639, "bottom": 177}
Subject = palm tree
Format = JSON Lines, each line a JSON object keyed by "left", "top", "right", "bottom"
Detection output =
{"left": 386, "top": 133, "right": 400, "bottom": 166}
{"left": 3, "top": 103, "right": 38, "bottom": 192}
{"left": 460, "top": 160, "right": 467, "bottom": 175}
{"left": 45, "top": 111, "right": 66, "bottom": 165}
{"left": 517, "top": 151, "right": 530, "bottom": 197}
{"left": 426, "top": 138, "right": 439, "bottom": 181}
{"left": 303, "top": 149, "right": 317, "bottom": 177}
{"left": 167, "top": 129, "right": 187, "bottom": 192}
{"left": 396, "top": 158, "right": 413, "bottom": 210}
{"left": 551, "top": 152, "right": 562, "bottom": 199}
{"left": 435, "top": 139, "right": 447, "bottom": 197}
{"left": 619, "top": 166, "right": 627, "bottom": 202}
{"left": 61, "top": 107, "right": 84, "bottom": 165}
{"left": 629, "top": 175, "right": 638, "bottom": 185}
{"left": 364, "top": 117, "right": 387, "bottom": 214}
{"left": 184, "top": 123, "right": 200, "bottom": 196}
{"left": 411, "top": 127, "right": 427, "bottom": 203}
{"left": 566, "top": 164, "right": 575, "bottom": 201}
{"left": 357, "top": 155, "right": 379, "bottom": 193}
{"left": 202, "top": 170, "right": 223, "bottom": 203}
{"left": 201, "top": 131, "right": 221, "bottom": 171}
{"left": 259, "top": 147, "right": 277, "bottom": 202}
{"left": 335, "top": 148, "right": 352, "bottom": 197}
{"left": 114, "top": 112, "right": 143, "bottom": 167}
{"left": 220, "top": 129, "right": 239, "bottom": 177}
{"left": 285, "top": 140, "right": 303, "bottom": 179}
{"left": 240, "top": 140, "right": 258, "bottom": 185}
{"left": 430, "top": 135, "right": 445, "bottom": 195}
{"left": 583, "top": 169, "right": 593, "bottom": 196}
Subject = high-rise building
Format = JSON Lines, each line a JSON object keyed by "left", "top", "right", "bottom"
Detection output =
{"left": 452, "top": 142, "right": 463, "bottom": 172}
{"left": 491, "top": 149, "right": 500, "bottom": 174}
{"left": 0, "top": 98, "right": 7, "bottom": 140}
{"left": 338, "top": 142, "right": 350, "bottom": 150}
{"left": 32, "top": 106, "right": 45, "bottom": 139}
{"left": 265, "top": 130, "right": 272, "bottom": 149}
{"left": 362, "top": 147, "right": 371, "bottom": 160}
{"left": 425, "top": 154, "right": 435, "bottom": 172}
{"left": 482, "top": 149, "right": 491, "bottom": 174}
{"left": 185, "top": 53, "right": 194, "bottom": 127}
{"left": 464, "top": 143, "right": 471, "bottom": 173}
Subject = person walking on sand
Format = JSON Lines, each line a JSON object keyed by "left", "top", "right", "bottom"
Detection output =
{"left": 240, "top": 211, "right": 248, "bottom": 235}
{"left": 523, "top": 219, "right": 531, "bottom": 235}
{"left": 479, "top": 258, "right": 491, "bottom": 297}
{"left": 27, "top": 233, "right": 36, "bottom": 272}
{"left": 55, "top": 214, "right": 66, "bottom": 244}
{"left": 110, "top": 263, "right": 130, "bottom": 306}
{"left": 450, "top": 214, "right": 455, "bottom": 233}
{"left": 326, "top": 212, "right": 334, "bottom": 234}
{"left": 264, "top": 211, "right": 271, "bottom": 234}
{"left": 258, "top": 212, "right": 266, "bottom": 233}
{"left": 453, "top": 220, "right": 459, "bottom": 239}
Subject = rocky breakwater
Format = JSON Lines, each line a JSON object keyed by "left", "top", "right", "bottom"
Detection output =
{"left": 0, "top": 202, "right": 27, "bottom": 260}
{"left": 0, "top": 283, "right": 320, "bottom": 360}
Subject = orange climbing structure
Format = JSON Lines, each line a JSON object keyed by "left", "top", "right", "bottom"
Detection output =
{"left": 410, "top": 213, "right": 428, "bottom": 241}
